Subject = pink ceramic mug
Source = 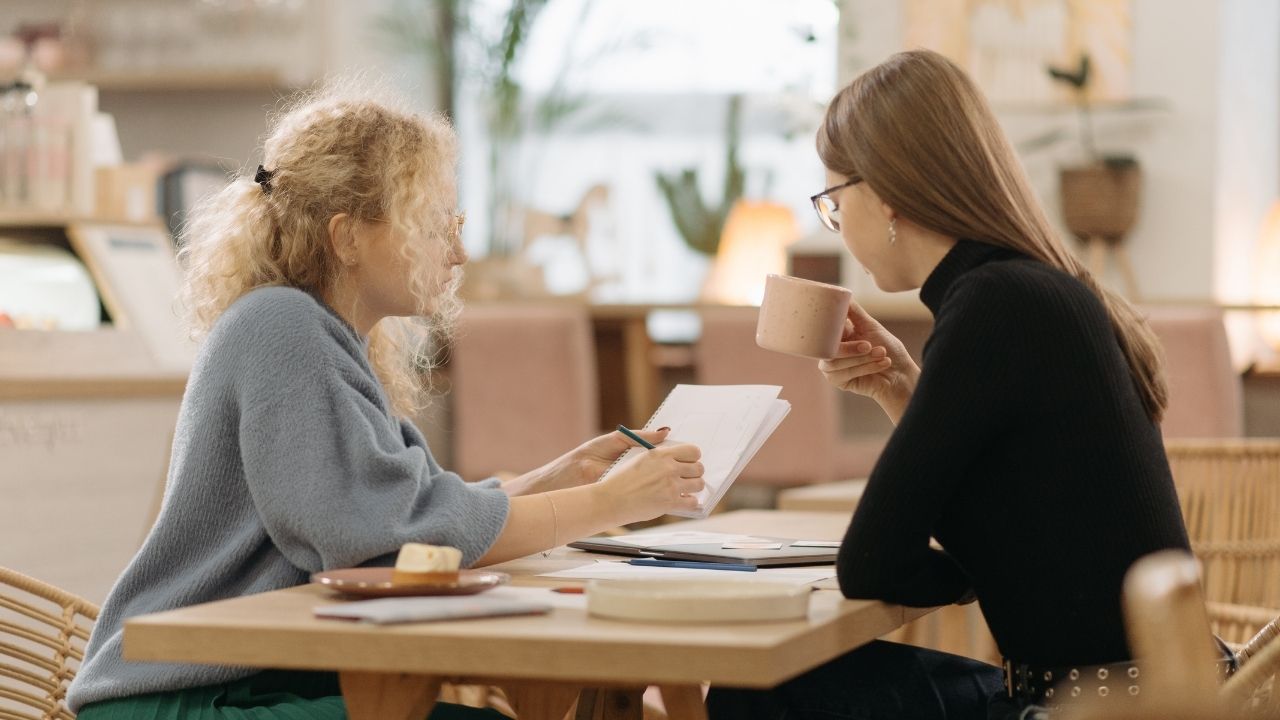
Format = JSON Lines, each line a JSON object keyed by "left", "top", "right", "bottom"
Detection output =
{"left": 755, "top": 274, "right": 852, "bottom": 359}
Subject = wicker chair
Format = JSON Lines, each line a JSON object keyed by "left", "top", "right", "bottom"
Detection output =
{"left": 1122, "top": 551, "right": 1225, "bottom": 701}
{"left": 1109, "top": 552, "right": 1280, "bottom": 718}
{"left": 1066, "top": 551, "right": 1250, "bottom": 719}
{"left": 0, "top": 567, "right": 99, "bottom": 720}
{"left": 1223, "top": 616, "right": 1280, "bottom": 714}
{"left": 1167, "top": 440, "right": 1280, "bottom": 645}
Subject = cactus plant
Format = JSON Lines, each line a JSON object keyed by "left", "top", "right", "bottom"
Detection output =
{"left": 655, "top": 94, "right": 745, "bottom": 256}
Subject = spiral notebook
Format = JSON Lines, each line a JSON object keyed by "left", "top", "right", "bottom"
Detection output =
{"left": 601, "top": 384, "right": 790, "bottom": 519}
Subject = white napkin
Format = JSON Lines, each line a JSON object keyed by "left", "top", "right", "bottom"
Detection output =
{"left": 314, "top": 596, "right": 551, "bottom": 625}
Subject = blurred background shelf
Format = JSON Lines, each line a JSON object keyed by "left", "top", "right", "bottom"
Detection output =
{"left": 992, "top": 96, "right": 1172, "bottom": 115}
{"left": 49, "top": 69, "right": 293, "bottom": 93}
{"left": 0, "top": 211, "right": 165, "bottom": 230}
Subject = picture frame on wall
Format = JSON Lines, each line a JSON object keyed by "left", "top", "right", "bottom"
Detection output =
{"left": 66, "top": 222, "right": 195, "bottom": 373}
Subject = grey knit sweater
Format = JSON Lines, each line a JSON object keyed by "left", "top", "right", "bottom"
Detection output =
{"left": 67, "top": 286, "right": 510, "bottom": 711}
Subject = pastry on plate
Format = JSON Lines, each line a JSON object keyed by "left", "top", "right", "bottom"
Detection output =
{"left": 391, "top": 543, "right": 463, "bottom": 585}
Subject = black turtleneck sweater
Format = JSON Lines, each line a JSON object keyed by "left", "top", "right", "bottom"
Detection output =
{"left": 836, "top": 239, "right": 1191, "bottom": 667}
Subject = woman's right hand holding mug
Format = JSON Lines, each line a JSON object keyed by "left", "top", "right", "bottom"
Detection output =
{"left": 598, "top": 442, "right": 705, "bottom": 524}
{"left": 818, "top": 300, "right": 920, "bottom": 424}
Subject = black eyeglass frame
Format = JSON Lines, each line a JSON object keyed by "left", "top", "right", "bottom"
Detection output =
{"left": 809, "top": 178, "right": 861, "bottom": 232}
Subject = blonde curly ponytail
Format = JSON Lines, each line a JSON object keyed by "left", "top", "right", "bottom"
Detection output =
{"left": 178, "top": 80, "right": 459, "bottom": 417}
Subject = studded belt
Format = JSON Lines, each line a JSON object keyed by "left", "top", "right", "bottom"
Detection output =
{"left": 1002, "top": 656, "right": 1236, "bottom": 706}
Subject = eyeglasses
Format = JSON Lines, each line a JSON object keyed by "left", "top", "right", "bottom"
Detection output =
{"left": 449, "top": 212, "right": 466, "bottom": 243}
{"left": 369, "top": 212, "right": 466, "bottom": 242}
{"left": 809, "top": 178, "right": 860, "bottom": 233}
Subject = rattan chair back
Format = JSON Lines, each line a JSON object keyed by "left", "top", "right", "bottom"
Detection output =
{"left": 1223, "top": 615, "right": 1280, "bottom": 712}
{"left": 1168, "top": 440, "right": 1280, "bottom": 644}
{"left": 0, "top": 567, "right": 99, "bottom": 720}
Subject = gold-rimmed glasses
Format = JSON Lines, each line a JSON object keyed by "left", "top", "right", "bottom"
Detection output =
{"left": 367, "top": 212, "right": 466, "bottom": 243}
{"left": 451, "top": 212, "right": 466, "bottom": 244}
{"left": 809, "top": 178, "right": 860, "bottom": 232}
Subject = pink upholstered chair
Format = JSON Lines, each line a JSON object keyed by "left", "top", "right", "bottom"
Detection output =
{"left": 694, "top": 306, "right": 882, "bottom": 487}
{"left": 1144, "top": 306, "right": 1243, "bottom": 438}
{"left": 449, "top": 304, "right": 599, "bottom": 480}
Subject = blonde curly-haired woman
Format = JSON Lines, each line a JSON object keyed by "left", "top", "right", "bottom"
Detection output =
{"left": 68, "top": 86, "right": 704, "bottom": 720}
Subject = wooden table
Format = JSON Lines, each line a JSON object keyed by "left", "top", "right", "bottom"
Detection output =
{"left": 123, "top": 511, "right": 931, "bottom": 720}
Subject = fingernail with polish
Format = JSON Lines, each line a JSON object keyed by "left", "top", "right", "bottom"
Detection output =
{"left": 657, "top": 426, "right": 671, "bottom": 432}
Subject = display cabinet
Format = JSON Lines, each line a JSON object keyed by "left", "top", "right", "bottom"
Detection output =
{"left": 0, "top": 215, "right": 189, "bottom": 603}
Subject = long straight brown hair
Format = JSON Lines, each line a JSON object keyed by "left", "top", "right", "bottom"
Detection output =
{"left": 818, "top": 49, "right": 1167, "bottom": 423}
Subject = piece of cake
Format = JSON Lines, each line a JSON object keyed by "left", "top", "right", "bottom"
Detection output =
{"left": 392, "top": 543, "right": 463, "bottom": 585}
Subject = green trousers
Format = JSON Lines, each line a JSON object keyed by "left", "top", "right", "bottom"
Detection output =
{"left": 77, "top": 669, "right": 508, "bottom": 720}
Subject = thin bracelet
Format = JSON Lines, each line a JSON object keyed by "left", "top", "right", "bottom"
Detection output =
{"left": 541, "top": 493, "right": 560, "bottom": 558}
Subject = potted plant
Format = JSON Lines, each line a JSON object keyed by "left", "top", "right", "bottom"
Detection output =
{"left": 1048, "top": 54, "right": 1143, "bottom": 247}
{"left": 654, "top": 94, "right": 746, "bottom": 258}
{"left": 378, "top": 0, "right": 631, "bottom": 300}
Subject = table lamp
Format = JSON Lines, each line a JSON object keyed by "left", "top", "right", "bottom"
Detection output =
{"left": 701, "top": 200, "right": 800, "bottom": 305}
{"left": 1255, "top": 200, "right": 1280, "bottom": 359}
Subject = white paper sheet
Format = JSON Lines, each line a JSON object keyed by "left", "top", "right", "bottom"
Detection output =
{"left": 600, "top": 384, "right": 791, "bottom": 519}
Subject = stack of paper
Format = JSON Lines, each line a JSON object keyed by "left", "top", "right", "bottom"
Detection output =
{"left": 601, "top": 385, "right": 790, "bottom": 519}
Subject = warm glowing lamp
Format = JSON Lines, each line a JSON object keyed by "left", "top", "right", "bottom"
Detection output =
{"left": 701, "top": 200, "right": 800, "bottom": 305}
{"left": 1256, "top": 201, "right": 1280, "bottom": 358}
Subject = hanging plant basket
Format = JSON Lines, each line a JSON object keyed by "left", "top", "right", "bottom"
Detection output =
{"left": 1059, "top": 159, "right": 1142, "bottom": 243}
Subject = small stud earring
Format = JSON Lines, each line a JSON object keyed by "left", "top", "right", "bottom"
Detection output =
{"left": 888, "top": 218, "right": 897, "bottom": 245}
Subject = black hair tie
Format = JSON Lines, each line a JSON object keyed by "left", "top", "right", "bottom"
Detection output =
{"left": 254, "top": 165, "right": 275, "bottom": 194}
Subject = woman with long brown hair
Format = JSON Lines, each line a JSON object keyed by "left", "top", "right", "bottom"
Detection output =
{"left": 708, "top": 49, "right": 1204, "bottom": 719}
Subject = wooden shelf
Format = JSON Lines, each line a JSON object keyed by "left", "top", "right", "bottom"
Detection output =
{"left": 0, "top": 211, "right": 164, "bottom": 230}
{"left": 0, "top": 376, "right": 187, "bottom": 401}
{"left": 0, "top": 328, "right": 188, "bottom": 399}
{"left": 49, "top": 68, "right": 293, "bottom": 93}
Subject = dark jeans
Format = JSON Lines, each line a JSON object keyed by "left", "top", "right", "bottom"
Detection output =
{"left": 707, "top": 640, "right": 1027, "bottom": 720}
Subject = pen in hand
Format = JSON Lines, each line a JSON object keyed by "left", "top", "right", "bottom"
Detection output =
{"left": 616, "top": 424, "right": 657, "bottom": 449}
{"left": 617, "top": 424, "right": 698, "bottom": 502}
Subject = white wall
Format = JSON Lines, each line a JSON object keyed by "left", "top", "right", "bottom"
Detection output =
{"left": 1215, "top": 0, "right": 1280, "bottom": 305}
{"left": 835, "top": 0, "right": 1279, "bottom": 307}
{"left": 1128, "top": 0, "right": 1220, "bottom": 301}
